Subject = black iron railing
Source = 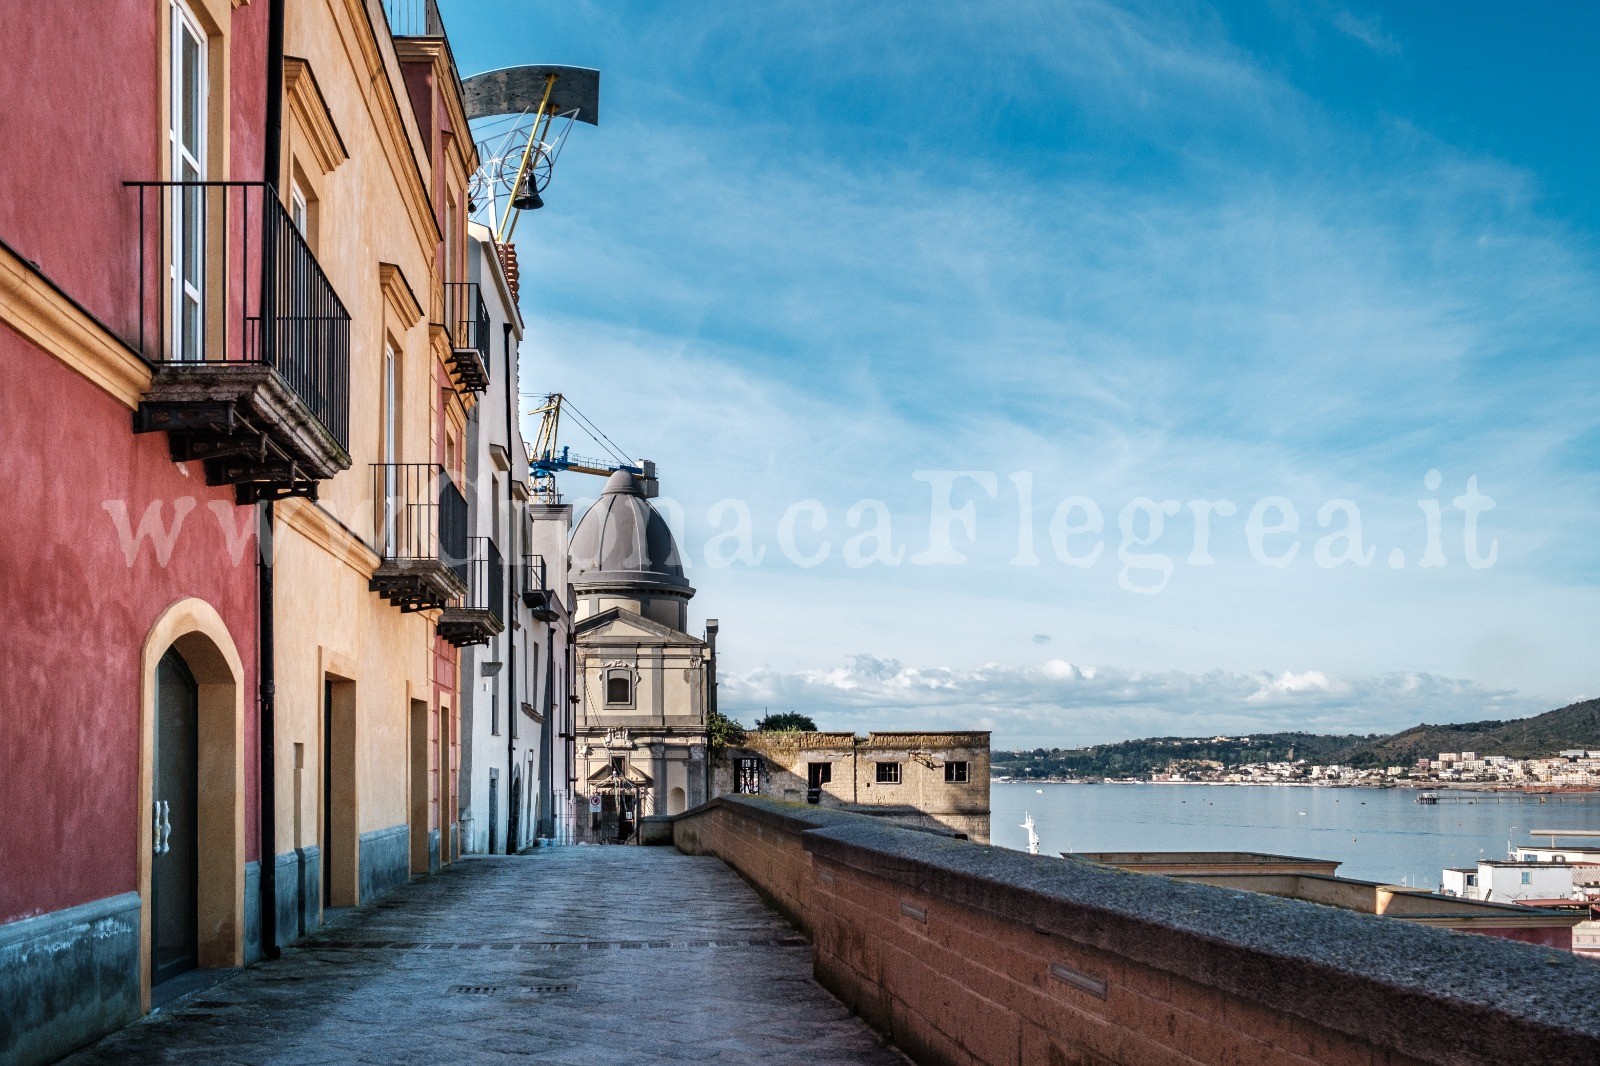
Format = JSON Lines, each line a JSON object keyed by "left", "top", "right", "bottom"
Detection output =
{"left": 456, "top": 537, "right": 505, "bottom": 622}
{"left": 445, "top": 282, "right": 490, "bottom": 367}
{"left": 381, "top": 0, "right": 445, "bottom": 37}
{"left": 372, "top": 463, "right": 467, "bottom": 565}
{"left": 522, "top": 554, "right": 547, "bottom": 599}
{"left": 127, "top": 181, "right": 351, "bottom": 449}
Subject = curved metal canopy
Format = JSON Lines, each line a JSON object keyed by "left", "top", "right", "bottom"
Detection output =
{"left": 463, "top": 65, "right": 601, "bottom": 126}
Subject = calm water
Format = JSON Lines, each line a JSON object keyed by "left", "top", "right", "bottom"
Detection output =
{"left": 991, "top": 782, "right": 1600, "bottom": 888}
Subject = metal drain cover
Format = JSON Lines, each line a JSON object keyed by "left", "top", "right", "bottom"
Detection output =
{"left": 449, "top": 984, "right": 576, "bottom": 996}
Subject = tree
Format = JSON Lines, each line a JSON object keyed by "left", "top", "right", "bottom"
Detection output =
{"left": 755, "top": 712, "right": 817, "bottom": 732}
{"left": 708, "top": 708, "right": 745, "bottom": 749}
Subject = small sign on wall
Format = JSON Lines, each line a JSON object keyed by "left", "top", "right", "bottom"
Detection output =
{"left": 588, "top": 793, "right": 602, "bottom": 813}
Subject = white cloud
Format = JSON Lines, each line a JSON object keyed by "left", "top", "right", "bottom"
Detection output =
{"left": 720, "top": 655, "right": 1548, "bottom": 749}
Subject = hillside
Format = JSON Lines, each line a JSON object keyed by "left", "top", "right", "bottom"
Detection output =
{"left": 1339, "top": 699, "right": 1600, "bottom": 767}
{"left": 994, "top": 699, "right": 1600, "bottom": 779}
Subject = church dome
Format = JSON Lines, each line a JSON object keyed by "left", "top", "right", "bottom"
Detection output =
{"left": 569, "top": 470, "right": 692, "bottom": 594}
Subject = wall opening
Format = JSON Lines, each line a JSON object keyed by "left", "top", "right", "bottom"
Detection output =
{"left": 409, "top": 699, "right": 431, "bottom": 873}
{"left": 322, "top": 677, "right": 358, "bottom": 908}
{"left": 140, "top": 600, "right": 246, "bottom": 1009}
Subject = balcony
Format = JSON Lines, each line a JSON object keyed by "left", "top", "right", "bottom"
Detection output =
{"left": 382, "top": 0, "right": 445, "bottom": 37}
{"left": 443, "top": 282, "right": 490, "bottom": 394}
{"left": 369, "top": 464, "right": 468, "bottom": 612}
{"left": 126, "top": 181, "right": 351, "bottom": 503}
{"left": 438, "top": 537, "right": 505, "bottom": 647}
{"left": 521, "top": 553, "right": 558, "bottom": 621}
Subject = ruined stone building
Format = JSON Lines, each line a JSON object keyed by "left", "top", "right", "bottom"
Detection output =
{"left": 714, "top": 731, "right": 992, "bottom": 841}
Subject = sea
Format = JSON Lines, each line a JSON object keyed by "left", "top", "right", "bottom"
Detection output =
{"left": 991, "top": 782, "right": 1600, "bottom": 889}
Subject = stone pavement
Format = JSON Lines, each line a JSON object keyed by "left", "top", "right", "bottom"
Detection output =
{"left": 66, "top": 848, "right": 908, "bottom": 1065}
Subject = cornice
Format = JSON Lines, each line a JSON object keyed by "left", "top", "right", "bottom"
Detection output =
{"left": 283, "top": 57, "right": 349, "bottom": 175}
{"left": 379, "top": 262, "right": 424, "bottom": 329}
{"left": 279, "top": 497, "right": 380, "bottom": 575}
{"left": 0, "top": 242, "right": 150, "bottom": 408}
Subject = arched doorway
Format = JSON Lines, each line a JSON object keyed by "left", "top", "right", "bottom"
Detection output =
{"left": 140, "top": 599, "right": 246, "bottom": 1008}
{"left": 152, "top": 649, "right": 199, "bottom": 985}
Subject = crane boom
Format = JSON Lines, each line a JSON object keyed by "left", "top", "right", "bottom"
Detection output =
{"left": 527, "top": 393, "right": 658, "bottom": 499}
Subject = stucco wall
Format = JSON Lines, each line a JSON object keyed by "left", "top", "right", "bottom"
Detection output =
{"left": 0, "top": 326, "right": 258, "bottom": 925}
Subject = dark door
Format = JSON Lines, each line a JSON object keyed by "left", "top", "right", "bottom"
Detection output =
{"left": 322, "top": 680, "right": 334, "bottom": 909}
{"left": 152, "top": 649, "right": 199, "bottom": 986}
{"left": 506, "top": 765, "right": 521, "bottom": 854}
{"left": 488, "top": 768, "right": 500, "bottom": 854}
{"left": 807, "top": 762, "right": 831, "bottom": 804}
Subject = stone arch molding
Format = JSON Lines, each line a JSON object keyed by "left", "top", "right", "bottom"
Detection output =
{"left": 138, "top": 597, "right": 247, "bottom": 1008}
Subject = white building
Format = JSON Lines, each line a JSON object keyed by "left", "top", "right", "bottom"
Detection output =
{"left": 454, "top": 227, "right": 558, "bottom": 854}
{"left": 1443, "top": 861, "right": 1575, "bottom": 904}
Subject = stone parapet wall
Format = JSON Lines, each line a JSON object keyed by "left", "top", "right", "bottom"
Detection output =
{"left": 674, "top": 796, "right": 1600, "bottom": 1066}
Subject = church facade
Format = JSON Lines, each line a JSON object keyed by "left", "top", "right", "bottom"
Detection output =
{"left": 569, "top": 472, "right": 712, "bottom": 842}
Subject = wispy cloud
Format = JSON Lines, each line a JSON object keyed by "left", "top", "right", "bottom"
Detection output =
{"left": 1329, "top": 9, "right": 1401, "bottom": 56}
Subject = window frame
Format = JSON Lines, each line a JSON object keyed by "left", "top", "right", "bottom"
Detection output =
{"left": 944, "top": 760, "right": 970, "bottom": 783}
{"left": 875, "top": 762, "right": 901, "bottom": 785}
{"left": 168, "top": 0, "right": 209, "bottom": 362}
{"left": 603, "top": 666, "right": 635, "bottom": 708}
{"left": 735, "top": 758, "right": 760, "bottom": 795}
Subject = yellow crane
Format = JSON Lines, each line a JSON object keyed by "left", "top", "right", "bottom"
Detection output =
{"left": 526, "top": 393, "right": 657, "bottom": 500}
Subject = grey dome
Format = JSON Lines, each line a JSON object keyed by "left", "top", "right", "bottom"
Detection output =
{"left": 570, "top": 471, "right": 691, "bottom": 593}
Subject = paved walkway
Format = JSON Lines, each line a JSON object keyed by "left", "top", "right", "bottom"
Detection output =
{"left": 67, "top": 848, "right": 906, "bottom": 1065}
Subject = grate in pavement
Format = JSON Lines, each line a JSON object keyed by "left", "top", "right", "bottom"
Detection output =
{"left": 449, "top": 984, "right": 577, "bottom": 996}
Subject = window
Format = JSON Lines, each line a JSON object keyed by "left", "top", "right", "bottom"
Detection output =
{"left": 380, "top": 345, "right": 399, "bottom": 552}
{"left": 1520, "top": 872, "right": 1532, "bottom": 885}
{"left": 875, "top": 762, "right": 901, "bottom": 784}
{"left": 169, "top": 0, "right": 208, "bottom": 361}
{"left": 290, "top": 184, "right": 309, "bottom": 237}
{"left": 610, "top": 755, "right": 627, "bottom": 777}
{"left": 736, "top": 758, "right": 760, "bottom": 794}
{"left": 944, "top": 761, "right": 970, "bottom": 783}
{"left": 606, "top": 674, "right": 631, "bottom": 705}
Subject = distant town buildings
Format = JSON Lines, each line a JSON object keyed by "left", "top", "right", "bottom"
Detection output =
{"left": 1006, "top": 746, "right": 1600, "bottom": 788}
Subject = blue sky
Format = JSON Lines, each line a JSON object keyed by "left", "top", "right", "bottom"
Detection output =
{"left": 444, "top": 1, "right": 1600, "bottom": 749}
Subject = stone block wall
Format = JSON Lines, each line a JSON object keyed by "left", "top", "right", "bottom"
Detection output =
{"left": 674, "top": 796, "right": 1600, "bottom": 1066}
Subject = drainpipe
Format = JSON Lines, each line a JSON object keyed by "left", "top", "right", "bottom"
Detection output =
{"left": 257, "top": 0, "right": 286, "bottom": 961}
{"left": 704, "top": 620, "right": 718, "bottom": 805}
{"left": 502, "top": 321, "right": 517, "bottom": 853}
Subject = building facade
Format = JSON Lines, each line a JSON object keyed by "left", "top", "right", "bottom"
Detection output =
{"left": 715, "top": 731, "right": 992, "bottom": 842}
{"left": 0, "top": 1, "right": 526, "bottom": 1059}
{"left": 0, "top": 1, "right": 275, "bottom": 1059}
{"left": 570, "top": 472, "right": 712, "bottom": 842}
{"left": 455, "top": 224, "right": 550, "bottom": 855}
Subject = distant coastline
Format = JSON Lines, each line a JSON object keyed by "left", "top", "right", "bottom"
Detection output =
{"left": 994, "top": 776, "right": 1597, "bottom": 794}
